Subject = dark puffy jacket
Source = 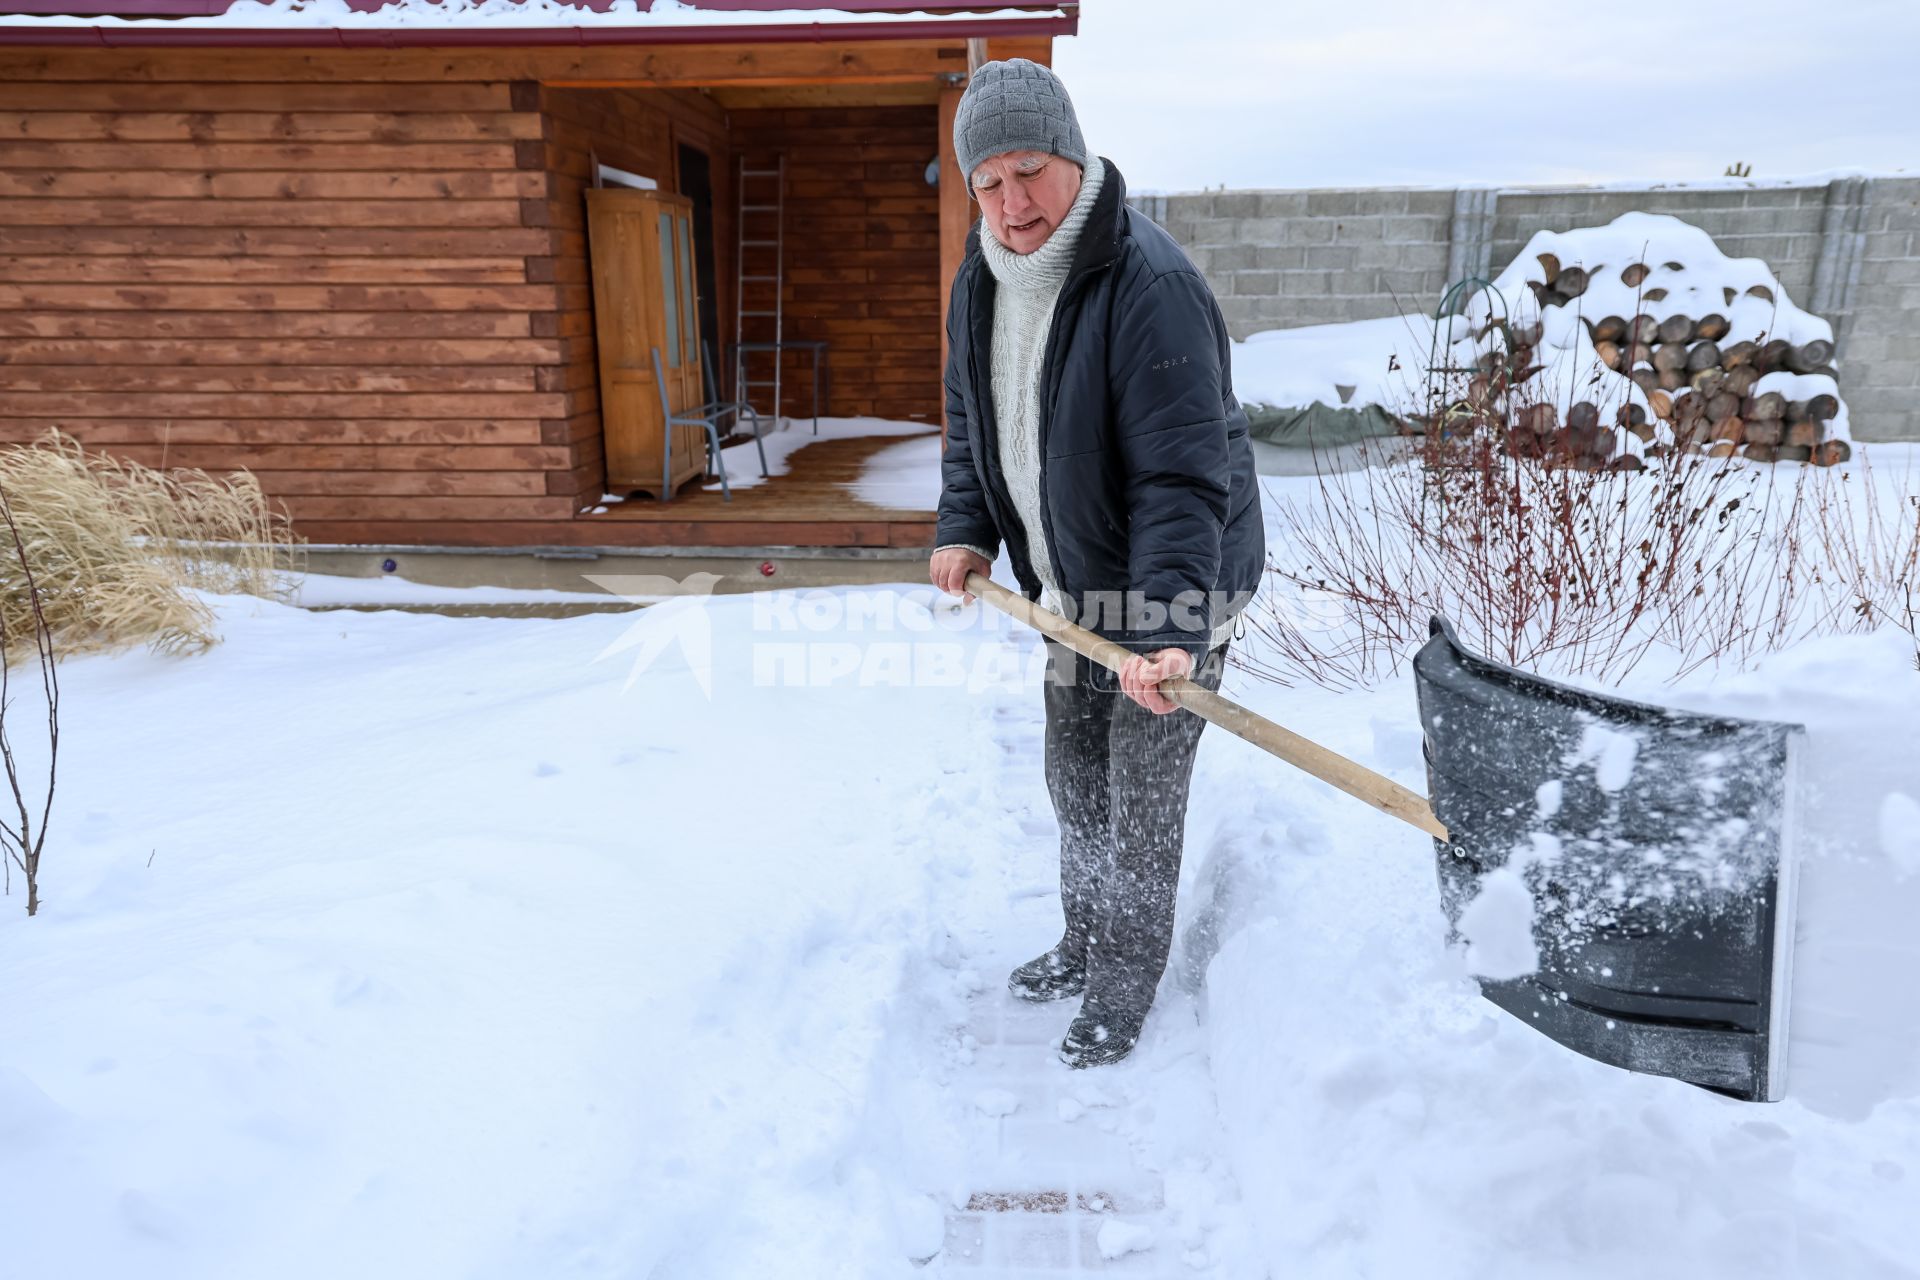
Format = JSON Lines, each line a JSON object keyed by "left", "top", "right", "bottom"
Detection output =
{"left": 936, "top": 157, "right": 1265, "bottom": 664}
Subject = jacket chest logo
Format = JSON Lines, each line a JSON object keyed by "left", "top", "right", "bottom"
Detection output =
{"left": 1150, "top": 355, "right": 1190, "bottom": 371}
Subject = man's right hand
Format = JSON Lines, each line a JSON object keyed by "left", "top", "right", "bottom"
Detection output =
{"left": 929, "top": 547, "right": 991, "bottom": 602}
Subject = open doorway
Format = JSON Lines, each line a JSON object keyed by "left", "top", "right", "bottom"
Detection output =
{"left": 572, "top": 94, "right": 944, "bottom": 543}
{"left": 676, "top": 141, "right": 723, "bottom": 380}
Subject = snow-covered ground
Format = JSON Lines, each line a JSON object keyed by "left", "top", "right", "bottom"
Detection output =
{"left": 288, "top": 571, "right": 625, "bottom": 609}
{"left": 4, "top": 467, "right": 1918, "bottom": 1277}
{"left": 847, "top": 434, "right": 944, "bottom": 511}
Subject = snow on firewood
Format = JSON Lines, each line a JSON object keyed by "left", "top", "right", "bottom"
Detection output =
{"left": 1232, "top": 211, "right": 1852, "bottom": 466}
{"left": 1466, "top": 212, "right": 1851, "bottom": 461}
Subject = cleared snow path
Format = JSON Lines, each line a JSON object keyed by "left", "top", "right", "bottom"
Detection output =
{"left": 893, "top": 625, "right": 1254, "bottom": 1275}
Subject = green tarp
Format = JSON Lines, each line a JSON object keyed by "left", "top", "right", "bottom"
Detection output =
{"left": 1243, "top": 400, "right": 1405, "bottom": 448}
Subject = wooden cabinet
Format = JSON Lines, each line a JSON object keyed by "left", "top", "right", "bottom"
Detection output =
{"left": 586, "top": 188, "right": 707, "bottom": 498}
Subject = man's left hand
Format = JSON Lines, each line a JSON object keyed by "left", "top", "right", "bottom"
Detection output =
{"left": 1118, "top": 647, "right": 1193, "bottom": 715}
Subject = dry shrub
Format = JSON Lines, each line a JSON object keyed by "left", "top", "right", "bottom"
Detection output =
{"left": 0, "top": 486, "right": 57, "bottom": 915}
{"left": 1250, "top": 430, "right": 1920, "bottom": 689}
{"left": 0, "top": 430, "right": 301, "bottom": 662}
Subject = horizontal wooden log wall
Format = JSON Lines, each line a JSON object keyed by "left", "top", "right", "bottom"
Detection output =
{"left": 0, "top": 65, "right": 586, "bottom": 545}
{"left": 729, "top": 104, "right": 943, "bottom": 425}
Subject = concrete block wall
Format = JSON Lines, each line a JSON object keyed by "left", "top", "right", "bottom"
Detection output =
{"left": 1490, "top": 186, "right": 1828, "bottom": 302}
{"left": 1134, "top": 179, "right": 1920, "bottom": 442}
{"left": 1840, "top": 179, "right": 1920, "bottom": 443}
{"left": 1141, "top": 188, "right": 1454, "bottom": 331}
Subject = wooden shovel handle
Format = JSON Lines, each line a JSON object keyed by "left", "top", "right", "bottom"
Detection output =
{"left": 965, "top": 573, "right": 1450, "bottom": 842}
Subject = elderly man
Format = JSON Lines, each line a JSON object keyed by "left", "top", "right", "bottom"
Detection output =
{"left": 930, "top": 59, "right": 1265, "bottom": 1068}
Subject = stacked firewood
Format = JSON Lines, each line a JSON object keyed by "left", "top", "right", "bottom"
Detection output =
{"left": 1503, "top": 395, "right": 1641, "bottom": 471}
{"left": 1592, "top": 316, "right": 1848, "bottom": 466}
{"left": 1526, "top": 255, "right": 1851, "bottom": 466}
{"left": 1447, "top": 328, "right": 1631, "bottom": 470}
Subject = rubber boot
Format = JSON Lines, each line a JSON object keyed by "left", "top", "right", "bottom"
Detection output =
{"left": 1057, "top": 1006, "right": 1145, "bottom": 1069}
{"left": 1007, "top": 941, "right": 1086, "bottom": 1003}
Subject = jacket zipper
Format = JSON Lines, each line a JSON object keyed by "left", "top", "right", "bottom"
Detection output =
{"left": 963, "top": 261, "right": 1037, "bottom": 589}
{"left": 1034, "top": 259, "right": 1115, "bottom": 601}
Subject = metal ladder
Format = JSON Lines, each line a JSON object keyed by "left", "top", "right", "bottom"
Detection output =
{"left": 733, "top": 153, "right": 785, "bottom": 426}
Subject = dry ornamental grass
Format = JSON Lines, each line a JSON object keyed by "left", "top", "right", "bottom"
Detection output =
{"left": 0, "top": 430, "right": 301, "bottom": 663}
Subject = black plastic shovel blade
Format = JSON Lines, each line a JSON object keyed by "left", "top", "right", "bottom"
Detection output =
{"left": 1412, "top": 617, "right": 1802, "bottom": 1103}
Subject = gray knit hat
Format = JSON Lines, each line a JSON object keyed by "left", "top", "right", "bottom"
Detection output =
{"left": 952, "top": 58, "right": 1088, "bottom": 186}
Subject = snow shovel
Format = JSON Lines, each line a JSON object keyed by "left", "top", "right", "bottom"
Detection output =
{"left": 966, "top": 574, "right": 1803, "bottom": 1104}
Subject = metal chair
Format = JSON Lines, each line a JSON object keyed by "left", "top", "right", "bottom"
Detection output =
{"left": 701, "top": 339, "right": 770, "bottom": 479}
{"left": 651, "top": 344, "right": 770, "bottom": 503}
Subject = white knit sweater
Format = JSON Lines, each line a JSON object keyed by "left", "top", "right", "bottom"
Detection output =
{"left": 977, "top": 154, "right": 1105, "bottom": 616}
{"left": 940, "top": 155, "right": 1235, "bottom": 651}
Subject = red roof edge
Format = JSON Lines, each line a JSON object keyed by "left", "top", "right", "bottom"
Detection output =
{"left": 0, "top": 15, "right": 1075, "bottom": 46}
{"left": 3, "top": 0, "right": 1059, "bottom": 12}
{"left": 0, "top": 2, "right": 1078, "bottom": 46}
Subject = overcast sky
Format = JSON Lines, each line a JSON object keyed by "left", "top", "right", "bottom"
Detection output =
{"left": 1049, "top": 0, "right": 1920, "bottom": 192}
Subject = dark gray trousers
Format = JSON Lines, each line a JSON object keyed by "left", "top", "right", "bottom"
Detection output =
{"left": 1041, "top": 637, "right": 1229, "bottom": 1023}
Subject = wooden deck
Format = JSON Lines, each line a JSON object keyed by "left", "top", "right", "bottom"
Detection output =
{"left": 578, "top": 423, "right": 940, "bottom": 548}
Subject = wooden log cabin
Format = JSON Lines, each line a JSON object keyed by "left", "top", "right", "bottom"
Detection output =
{"left": 0, "top": 1, "right": 1078, "bottom": 553}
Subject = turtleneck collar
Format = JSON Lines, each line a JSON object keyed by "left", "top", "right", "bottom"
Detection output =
{"left": 980, "top": 153, "right": 1107, "bottom": 295}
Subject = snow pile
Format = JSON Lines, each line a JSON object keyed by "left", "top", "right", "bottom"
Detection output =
{"left": 1230, "top": 315, "right": 1435, "bottom": 415}
{"left": 1096, "top": 1218, "right": 1156, "bottom": 1260}
{"left": 1881, "top": 793, "right": 1920, "bottom": 880}
{"left": 1453, "top": 865, "right": 1539, "bottom": 980}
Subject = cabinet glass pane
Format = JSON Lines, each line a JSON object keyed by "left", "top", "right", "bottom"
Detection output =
{"left": 658, "top": 210, "right": 680, "bottom": 369}
{"left": 679, "top": 215, "right": 699, "bottom": 371}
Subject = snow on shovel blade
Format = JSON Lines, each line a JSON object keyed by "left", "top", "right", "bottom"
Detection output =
{"left": 1413, "top": 617, "right": 1803, "bottom": 1103}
